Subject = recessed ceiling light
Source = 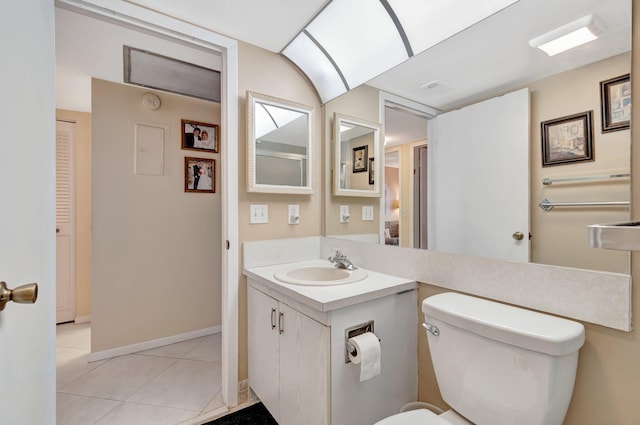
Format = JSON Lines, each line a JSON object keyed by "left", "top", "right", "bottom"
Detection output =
{"left": 340, "top": 123, "right": 355, "bottom": 133}
{"left": 529, "top": 15, "right": 603, "bottom": 56}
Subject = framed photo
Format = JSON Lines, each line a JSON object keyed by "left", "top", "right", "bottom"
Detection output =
{"left": 185, "top": 157, "right": 215, "bottom": 193}
{"left": 181, "top": 119, "right": 219, "bottom": 153}
{"left": 600, "top": 74, "right": 631, "bottom": 133}
{"left": 368, "top": 157, "right": 375, "bottom": 184}
{"left": 541, "top": 111, "right": 594, "bottom": 167}
{"left": 352, "top": 145, "right": 368, "bottom": 173}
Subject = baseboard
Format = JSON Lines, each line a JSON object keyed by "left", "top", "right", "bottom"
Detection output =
{"left": 74, "top": 315, "right": 91, "bottom": 324}
{"left": 88, "top": 325, "right": 221, "bottom": 362}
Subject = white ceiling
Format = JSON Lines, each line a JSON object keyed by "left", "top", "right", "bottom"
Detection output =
{"left": 125, "top": 0, "right": 330, "bottom": 53}
{"left": 127, "top": 0, "right": 630, "bottom": 113}
{"left": 81, "top": 0, "right": 630, "bottom": 148}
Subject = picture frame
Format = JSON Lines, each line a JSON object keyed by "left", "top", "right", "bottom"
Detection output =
{"left": 541, "top": 111, "right": 594, "bottom": 167}
{"left": 600, "top": 74, "right": 631, "bottom": 133}
{"left": 352, "top": 145, "right": 368, "bottom": 173}
{"left": 368, "top": 157, "right": 375, "bottom": 184}
{"left": 185, "top": 157, "right": 215, "bottom": 193}
{"left": 181, "top": 119, "right": 219, "bottom": 153}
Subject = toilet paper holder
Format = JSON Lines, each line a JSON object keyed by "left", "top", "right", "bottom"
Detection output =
{"left": 345, "top": 320, "right": 380, "bottom": 363}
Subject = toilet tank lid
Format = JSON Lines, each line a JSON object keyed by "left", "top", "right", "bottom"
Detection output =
{"left": 422, "top": 293, "right": 585, "bottom": 356}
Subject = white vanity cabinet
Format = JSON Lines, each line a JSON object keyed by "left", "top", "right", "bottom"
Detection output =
{"left": 245, "top": 260, "right": 417, "bottom": 425}
{"left": 248, "top": 285, "right": 330, "bottom": 425}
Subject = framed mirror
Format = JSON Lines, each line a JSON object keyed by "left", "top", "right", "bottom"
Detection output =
{"left": 333, "top": 113, "right": 382, "bottom": 197}
{"left": 247, "top": 91, "right": 315, "bottom": 194}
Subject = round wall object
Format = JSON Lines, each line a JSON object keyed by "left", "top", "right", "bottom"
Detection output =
{"left": 141, "top": 92, "right": 161, "bottom": 110}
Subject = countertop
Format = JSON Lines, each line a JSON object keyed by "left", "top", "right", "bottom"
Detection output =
{"left": 243, "top": 259, "right": 416, "bottom": 313}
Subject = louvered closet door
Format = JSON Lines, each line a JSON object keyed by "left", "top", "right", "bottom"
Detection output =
{"left": 56, "top": 120, "right": 76, "bottom": 323}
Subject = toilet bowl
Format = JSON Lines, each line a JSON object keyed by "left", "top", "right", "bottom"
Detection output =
{"left": 374, "top": 293, "right": 585, "bottom": 425}
{"left": 376, "top": 408, "right": 471, "bottom": 425}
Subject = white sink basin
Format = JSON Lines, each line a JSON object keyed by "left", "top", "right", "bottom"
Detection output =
{"left": 274, "top": 264, "right": 368, "bottom": 286}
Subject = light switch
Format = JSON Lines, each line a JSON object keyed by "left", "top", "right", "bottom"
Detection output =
{"left": 250, "top": 204, "right": 268, "bottom": 224}
{"left": 362, "top": 205, "right": 374, "bottom": 221}
{"left": 340, "top": 205, "right": 350, "bottom": 223}
{"left": 288, "top": 204, "right": 300, "bottom": 225}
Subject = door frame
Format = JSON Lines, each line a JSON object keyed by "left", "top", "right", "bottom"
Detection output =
{"left": 378, "top": 91, "right": 438, "bottom": 246}
{"left": 56, "top": 0, "right": 240, "bottom": 406}
{"left": 409, "top": 141, "right": 428, "bottom": 248}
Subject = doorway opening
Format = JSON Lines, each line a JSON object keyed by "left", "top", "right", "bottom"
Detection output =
{"left": 54, "top": 2, "right": 240, "bottom": 422}
{"left": 380, "top": 93, "right": 435, "bottom": 249}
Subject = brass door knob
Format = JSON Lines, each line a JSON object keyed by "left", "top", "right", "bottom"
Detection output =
{"left": 0, "top": 281, "right": 38, "bottom": 311}
{"left": 512, "top": 231, "right": 524, "bottom": 241}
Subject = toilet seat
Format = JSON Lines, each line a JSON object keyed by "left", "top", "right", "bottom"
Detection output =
{"left": 374, "top": 409, "right": 452, "bottom": 425}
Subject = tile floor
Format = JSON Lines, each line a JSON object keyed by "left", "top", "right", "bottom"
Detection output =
{"left": 56, "top": 323, "right": 228, "bottom": 425}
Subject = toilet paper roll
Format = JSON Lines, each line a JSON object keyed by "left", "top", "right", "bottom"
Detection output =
{"left": 348, "top": 332, "right": 381, "bottom": 382}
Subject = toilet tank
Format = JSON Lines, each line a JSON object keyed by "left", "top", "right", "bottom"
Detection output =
{"left": 422, "top": 293, "right": 585, "bottom": 425}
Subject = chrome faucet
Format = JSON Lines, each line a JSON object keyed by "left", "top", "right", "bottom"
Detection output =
{"left": 328, "top": 248, "right": 357, "bottom": 271}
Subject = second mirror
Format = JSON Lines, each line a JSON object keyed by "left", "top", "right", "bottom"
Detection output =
{"left": 333, "top": 113, "right": 382, "bottom": 197}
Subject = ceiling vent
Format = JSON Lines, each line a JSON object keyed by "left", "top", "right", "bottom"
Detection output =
{"left": 124, "top": 46, "right": 221, "bottom": 102}
{"left": 420, "top": 80, "right": 453, "bottom": 94}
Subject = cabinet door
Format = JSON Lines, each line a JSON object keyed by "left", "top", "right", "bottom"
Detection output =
{"left": 248, "top": 286, "right": 280, "bottom": 422}
{"left": 279, "top": 303, "right": 330, "bottom": 425}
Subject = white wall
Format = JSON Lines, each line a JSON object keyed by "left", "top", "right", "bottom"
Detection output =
{"left": 55, "top": 7, "right": 222, "bottom": 112}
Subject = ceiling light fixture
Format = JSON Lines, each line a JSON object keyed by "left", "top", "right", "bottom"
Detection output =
{"left": 282, "top": 0, "right": 519, "bottom": 104}
{"left": 529, "top": 15, "right": 603, "bottom": 57}
{"left": 340, "top": 123, "right": 354, "bottom": 133}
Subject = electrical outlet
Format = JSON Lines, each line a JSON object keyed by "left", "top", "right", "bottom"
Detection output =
{"left": 288, "top": 204, "right": 300, "bottom": 224}
{"left": 340, "top": 205, "right": 350, "bottom": 223}
{"left": 250, "top": 204, "right": 268, "bottom": 224}
{"left": 362, "top": 205, "right": 374, "bottom": 221}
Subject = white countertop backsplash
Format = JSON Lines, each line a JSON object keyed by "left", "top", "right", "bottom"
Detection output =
{"left": 243, "top": 236, "right": 632, "bottom": 331}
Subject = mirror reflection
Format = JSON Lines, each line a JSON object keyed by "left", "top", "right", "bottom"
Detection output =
{"left": 325, "top": 0, "right": 631, "bottom": 274}
{"left": 334, "top": 113, "right": 382, "bottom": 197}
{"left": 247, "top": 91, "right": 314, "bottom": 194}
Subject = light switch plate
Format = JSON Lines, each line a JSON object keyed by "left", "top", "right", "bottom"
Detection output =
{"left": 288, "top": 204, "right": 300, "bottom": 225}
{"left": 362, "top": 205, "right": 374, "bottom": 221}
{"left": 250, "top": 204, "right": 268, "bottom": 224}
{"left": 340, "top": 205, "right": 350, "bottom": 223}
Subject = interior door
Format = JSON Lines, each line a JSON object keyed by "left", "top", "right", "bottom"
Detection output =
{"left": 413, "top": 145, "right": 428, "bottom": 249}
{"left": 428, "top": 88, "right": 530, "bottom": 262}
{"left": 56, "top": 120, "right": 76, "bottom": 323}
{"left": 0, "top": 1, "right": 57, "bottom": 424}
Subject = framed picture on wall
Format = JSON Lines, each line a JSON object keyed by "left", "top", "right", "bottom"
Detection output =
{"left": 541, "top": 111, "right": 594, "bottom": 167}
{"left": 600, "top": 74, "right": 631, "bottom": 133}
{"left": 352, "top": 145, "right": 368, "bottom": 173}
{"left": 181, "top": 119, "right": 219, "bottom": 153}
{"left": 368, "top": 157, "right": 375, "bottom": 184}
{"left": 185, "top": 157, "right": 215, "bottom": 193}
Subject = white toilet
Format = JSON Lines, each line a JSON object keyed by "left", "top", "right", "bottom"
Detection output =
{"left": 376, "top": 292, "right": 585, "bottom": 425}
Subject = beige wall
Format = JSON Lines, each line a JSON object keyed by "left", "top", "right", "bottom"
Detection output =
{"left": 238, "top": 41, "right": 323, "bottom": 379}
{"left": 56, "top": 109, "right": 92, "bottom": 319}
{"left": 530, "top": 53, "right": 631, "bottom": 273}
{"left": 324, "top": 85, "right": 381, "bottom": 237}
{"left": 416, "top": 10, "right": 640, "bottom": 419}
{"left": 91, "top": 79, "right": 221, "bottom": 351}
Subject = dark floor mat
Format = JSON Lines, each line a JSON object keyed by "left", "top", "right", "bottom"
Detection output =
{"left": 203, "top": 402, "right": 278, "bottom": 425}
